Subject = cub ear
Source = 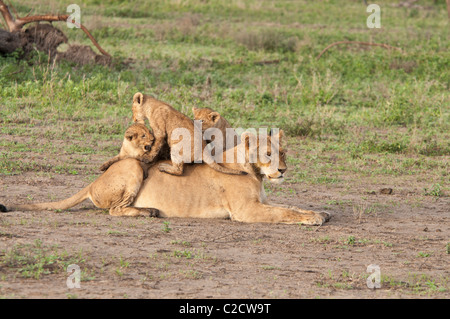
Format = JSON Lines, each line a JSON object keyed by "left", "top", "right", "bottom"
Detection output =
{"left": 133, "top": 92, "right": 144, "bottom": 105}
{"left": 209, "top": 112, "right": 220, "bottom": 123}
{"left": 192, "top": 107, "right": 198, "bottom": 116}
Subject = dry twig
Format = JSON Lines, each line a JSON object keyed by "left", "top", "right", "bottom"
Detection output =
{"left": 317, "top": 41, "right": 402, "bottom": 60}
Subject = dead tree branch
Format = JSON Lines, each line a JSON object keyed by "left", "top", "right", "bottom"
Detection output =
{"left": 0, "top": 0, "right": 110, "bottom": 57}
{"left": 447, "top": 0, "right": 450, "bottom": 20}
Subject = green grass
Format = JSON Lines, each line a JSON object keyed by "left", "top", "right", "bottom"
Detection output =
{"left": 0, "top": 240, "right": 87, "bottom": 280}
{"left": 161, "top": 221, "right": 172, "bottom": 233}
{"left": 381, "top": 273, "right": 448, "bottom": 295}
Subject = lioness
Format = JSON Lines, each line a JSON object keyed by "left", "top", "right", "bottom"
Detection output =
{"left": 131, "top": 129, "right": 330, "bottom": 224}
{"left": 0, "top": 125, "right": 159, "bottom": 217}
{"left": 1, "top": 130, "right": 330, "bottom": 225}
{"left": 131, "top": 92, "right": 245, "bottom": 176}
{"left": 192, "top": 107, "right": 236, "bottom": 153}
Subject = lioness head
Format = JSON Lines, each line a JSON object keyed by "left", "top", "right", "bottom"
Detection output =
{"left": 241, "top": 129, "right": 287, "bottom": 184}
{"left": 123, "top": 123, "right": 154, "bottom": 157}
{"left": 192, "top": 107, "right": 221, "bottom": 130}
{"left": 132, "top": 92, "right": 146, "bottom": 124}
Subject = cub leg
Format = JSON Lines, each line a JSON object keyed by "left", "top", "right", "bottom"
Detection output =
{"left": 109, "top": 206, "right": 159, "bottom": 217}
{"left": 107, "top": 190, "right": 159, "bottom": 217}
{"left": 158, "top": 162, "right": 184, "bottom": 176}
{"left": 99, "top": 155, "right": 121, "bottom": 171}
{"left": 142, "top": 131, "right": 166, "bottom": 164}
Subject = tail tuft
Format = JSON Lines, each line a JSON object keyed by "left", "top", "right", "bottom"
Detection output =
{"left": 0, "top": 204, "right": 8, "bottom": 212}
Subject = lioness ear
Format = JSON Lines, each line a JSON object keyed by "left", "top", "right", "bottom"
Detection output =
{"left": 270, "top": 128, "right": 284, "bottom": 139}
{"left": 209, "top": 112, "right": 220, "bottom": 123}
{"left": 133, "top": 92, "right": 144, "bottom": 105}
{"left": 241, "top": 132, "right": 256, "bottom": 149}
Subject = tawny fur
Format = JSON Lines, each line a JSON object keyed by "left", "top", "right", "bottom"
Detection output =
{"left": 132, "top": 130, "right": 331, "bottom": 224}
{"left": 192, "top": 107, "right": 237, "bottom": 154}
{"left": 1, "top": 130, "right": 330, "bottom": 224}
{"left": 99, "top": 123, "right": 154, "bottom": 175}
{"left": 2, "top": 125, "right": 159, "bottom": 217}
{"left": 131, "top": 92, "right": 246, "bottom": 176}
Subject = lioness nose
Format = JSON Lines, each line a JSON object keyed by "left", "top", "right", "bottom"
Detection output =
{"left": 278, "top": 168, "right": 286, "bottom": 174}
{"left": 145, "top": 145, "right": 152, "bottom": 151}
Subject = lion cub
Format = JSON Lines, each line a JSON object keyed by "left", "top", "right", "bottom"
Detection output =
{"left": 99, "top": 123, "right": 154, "bottom": 176}
{"left": 131, "top": 92, "right": 245, "bottom": 176}
{"left": 192, "top": 107, "right": 236, "bottom": 154}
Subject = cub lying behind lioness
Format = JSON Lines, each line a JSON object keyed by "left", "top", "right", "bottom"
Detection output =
{"left": 131, "top": 92, "right": 246, "bottom": 176}
{"left": 99, "top": 123, "right": 153, "bottom": 175}
{"left": 0, "top": 124, "right": 159, "bottom": 217}
{"left": 192, "top": 107, "right": 236, "bottom": 154}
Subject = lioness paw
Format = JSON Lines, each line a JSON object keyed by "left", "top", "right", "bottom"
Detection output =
{"left": 299, "top": 212, "right": 331, "bottom": 226}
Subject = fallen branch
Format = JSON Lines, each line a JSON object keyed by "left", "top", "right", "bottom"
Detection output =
{"left": 317, "top": 41, "right": 402, "bottom": 60}
{"left": 254, "top": 59, "right": 280, "bottom": 65}
{"left": 394, "top": 0, "right": 420, "bottom": 8}
{"left": 447, "top": 0, "right": 450, "bottom": 20}
{"left": 0, "top": 0, "right": 109, "bottom": 57}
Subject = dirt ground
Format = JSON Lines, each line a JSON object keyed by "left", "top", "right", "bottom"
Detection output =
{"left": 0, "top": 164, "right": 448, "bottom": 299}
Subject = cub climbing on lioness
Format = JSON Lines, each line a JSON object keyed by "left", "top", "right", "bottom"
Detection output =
{"left": 131, "top": 92, "right": 246, "bottom": 176}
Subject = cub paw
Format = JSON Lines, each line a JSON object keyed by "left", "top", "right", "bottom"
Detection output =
{"left": 158, "top": 164, "right": 183, "bottom": 176}
{"left": 99, "top": 162, "right": 111, "bottom": 171}
{"left": 140, "top": 208, "right": 159, "bottom": 217}
{"left": 158, "top": 163, "right": 170, "bottom": 172}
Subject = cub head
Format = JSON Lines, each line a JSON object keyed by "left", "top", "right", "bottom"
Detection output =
{"left": 122, "top": 124, "right": 154, "bottom": 157}
{"left": 241, "top": 129, "right": 287, "bottom": 184}
{"left": 192, "top": 107, "right": 221, "bottom": 131}
{"left": 132, "top": 92, "right": 146, "bottom": 124}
